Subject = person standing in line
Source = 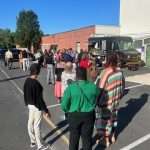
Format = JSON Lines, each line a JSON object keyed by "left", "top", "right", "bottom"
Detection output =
{"left": 87, "top": 61, "right": 100, "bottom": 83}
{"left": 79, "top": 53, "right": 89, "bottom": 70}
{"left": 46, "top": 50, "right": 55, "bottom": 84}
{"left": 61, "top": 61, "right": 76, "bottom": 119}
{"left": 54, "top": 50, "right": 61, "bottom": 65}
{"left": 19, "top": 51, "right": 23, "bottom": 70}
{"left": 61, "top": 67, "right": 99, "bottom": 150}
{"left": 77, "top": 49, "right": 83, "bottom": 65}
{"left": 54, "top": 56, "right": 66, "bottom": 103}
{"left": 61, "top": 61, "right": 76, "bottom": 96}
{"left": 95, "top": 52, "right": 124, "bottom": 147}
{"left": 24, "top": 63, "right": 51, "bottom": 150}
{"left": 22, "top": 50, "right": 29, "bottom": 71}
{"left": 43, "top": 49, "right": 48, "bottom": 67}
{"left": 5, "top": 49, "right": 13, "bottom": 69}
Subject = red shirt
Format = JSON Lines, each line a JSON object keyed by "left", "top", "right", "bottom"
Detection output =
{"left": 79, "top": 60, "right": 89, "bottom": 69}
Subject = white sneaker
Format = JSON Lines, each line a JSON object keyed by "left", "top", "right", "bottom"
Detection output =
{"left": 38, "top": 144, "right": 50, "bottom": 150}
{"left": 30, "top": 143, "right": 36, "bottom": 148}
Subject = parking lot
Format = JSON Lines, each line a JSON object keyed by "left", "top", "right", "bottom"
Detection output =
{"left": 0, "top": 61, "right": 150, "bottom": 150}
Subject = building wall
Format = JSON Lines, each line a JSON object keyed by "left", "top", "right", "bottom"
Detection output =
{"left": 95, "top": 25, "right": 120, "bottom": 36}
{"left": 41, "top": 26, "right": 95, "bottom": 51}
{"left": 120, "top": 0, "right": 150, "bottom": 36}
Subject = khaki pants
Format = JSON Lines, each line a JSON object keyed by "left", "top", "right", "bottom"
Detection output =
{"left": 47, "top": 64, "right": 55, "bottom": 84}
{"left": 28, "top": 105, "right": 44, "bottom": 149}
{"left": 23, "top": 58, "right": 30, "bottom": 71}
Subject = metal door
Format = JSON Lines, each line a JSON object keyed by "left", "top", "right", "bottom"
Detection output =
{"left": 146, "top": 45, "right": 150, "bottom": 66}
{"left": 76, "top": 42, "right": 80, "bottom": 53}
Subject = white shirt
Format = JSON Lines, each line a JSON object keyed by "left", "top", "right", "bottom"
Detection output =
{"left": 5, "top": 51, "right": 13, "bottom": 59}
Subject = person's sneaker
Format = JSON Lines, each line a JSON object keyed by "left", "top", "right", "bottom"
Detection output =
{"left": 38, "top": 144, "right": 50, "bottom": 150}
{"left": 30, "top": 143, "right": 36, "bottom": 148}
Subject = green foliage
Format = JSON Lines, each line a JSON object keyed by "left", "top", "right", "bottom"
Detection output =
{"left": 15, "top": 10, "right": 42, "bottom": 50}
{"left": 0, "top": 29, "right": 15, "bottom": 49}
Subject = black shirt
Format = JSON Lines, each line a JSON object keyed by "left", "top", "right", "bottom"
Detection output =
{"left": 46, "top": 55, "right": 54, "bottom": 64}
{"left": 55, "top": 68, "right": 64, "bottom": 81}
{"left": 24, "top": 78, "right": 49, "bottom": 113}
{"left": 62, "top": 52, "right": 73, "bottom": 63}
{"left": 22, "top": 51, "right": 28, "bottom": 58}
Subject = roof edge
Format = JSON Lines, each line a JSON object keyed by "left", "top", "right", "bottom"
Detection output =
{"left": 95, "top": 25, "right": 120, "bottom": 28}
{"left": 43, "top": 25, "right": 96, "bottom": 37}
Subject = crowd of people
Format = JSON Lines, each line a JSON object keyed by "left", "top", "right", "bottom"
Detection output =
{"left": 23, "top": 48, "right": 124, "bottom": 150}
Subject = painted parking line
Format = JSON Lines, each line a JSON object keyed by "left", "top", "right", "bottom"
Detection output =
{"left": 0, "top": 67, "right": 69, "bottom": 146}
{"left": 46, "top": 84, "right": 145, "bottom": 109}
{"left": 47, "top": 104, "right": 61, "bottom": 108}
{"left": 125, "top": 84, "right": 145, "bottom": 90}
{"left": 43, "top": 115, "right": 69, "bottom": 145}
{"left": 0, "top": 68, "right": 23, "bottom": 94}
{"left": 120, "top": 133, "right": 150, "bottom": 150}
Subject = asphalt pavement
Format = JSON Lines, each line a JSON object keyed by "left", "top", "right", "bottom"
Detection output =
{"left": 0, "top": 61, "right": 150, "bottom": 150}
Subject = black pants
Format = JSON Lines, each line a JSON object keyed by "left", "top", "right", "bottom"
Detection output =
{"left": 68, "top": 111, "right": 95, "bottom": 150}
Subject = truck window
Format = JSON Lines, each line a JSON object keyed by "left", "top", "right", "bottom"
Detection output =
{"left": 119, "top": 41, "right": 135, "bottom": 51}
{"left": 112, "top": 41, "right": 119, "bottom": 51}
{"left": 101, "top": 40, "right": 106, "bottom": 50}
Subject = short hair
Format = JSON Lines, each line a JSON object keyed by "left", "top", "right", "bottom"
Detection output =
{"left": 65, "top": 62, "right": 73, "bottom": 72}
{"left": 76, "top": 67, "right": 87, "bottom": 80}
{"left": 30, "top": 63, "right": 40, "bottom": 75}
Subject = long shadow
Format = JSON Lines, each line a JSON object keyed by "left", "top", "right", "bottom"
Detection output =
{"left": 10, "top": 67, "right": 20, "bottom": 70}
{"left": 47, "top": 127, "right": 69, "bottom": 145}
{"left": 93, "top": 93, "right": 148, "bottom": 150}
{"left": 0, "top": 75, "right": 30, "bottom": 82}
{"left": 43, "top": 120, "right": 68, "bottom": 141}
{"left": 116, "top": 93, "right": 149, "bottom": 137}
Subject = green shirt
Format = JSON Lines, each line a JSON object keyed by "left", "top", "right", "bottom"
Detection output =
{"left": 61, "top": 81, "right": 99, "bottom": 112}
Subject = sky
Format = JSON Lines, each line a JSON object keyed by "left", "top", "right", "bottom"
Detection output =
{"left": 0, "top": 0, "right": 120, "bottom": 35}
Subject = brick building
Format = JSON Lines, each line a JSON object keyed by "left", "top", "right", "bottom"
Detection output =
{"left": 41, "top": 25, "right": 120, "bottom": 52}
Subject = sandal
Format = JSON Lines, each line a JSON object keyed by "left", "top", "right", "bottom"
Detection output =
{"left": 96, "top": 136, "right": 110, "bottom": 148}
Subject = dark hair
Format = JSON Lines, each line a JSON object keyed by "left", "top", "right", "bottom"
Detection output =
{"left": 60, "top": 56, "right": 65, "bottom": 62}
{"left": 76, "top": 67, "right": 87, "bottom": 81}
{"left": 105, "top": 51, "right": 120, "bottom": 68}
{"left": 30, "top": 63, "right": 40, "bottom": 75}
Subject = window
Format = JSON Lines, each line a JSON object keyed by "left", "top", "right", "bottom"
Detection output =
{"left": 76, "top": 42, "right": 80, "bottom": 53}
{"left": 112, "top": 41, "right": 119, "bottom": 51}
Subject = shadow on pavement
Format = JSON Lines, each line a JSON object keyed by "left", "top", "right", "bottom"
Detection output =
{"left": 10, "top": 67, "right": 20, "bottom": 70}
{"left": 116, "top": 93, "right": 149, "bottom": 137}
{"left": 93, "top": 93, "right": 148, "bottom": 150}
{"left": 43, "top": 120, "right": 68, "bottom": 142}
{"left": 0, "top": 75, "right": 30, "bottom": 82}
{"left": 48, "top": 127, "right": 69, "bottom": 145}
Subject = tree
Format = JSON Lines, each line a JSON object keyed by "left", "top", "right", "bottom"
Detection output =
{"left": 0, "top": 29, "right": 15, "bottom": 49}
{"left": 15, "top": 10, "right": 42, "bottom": 50}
